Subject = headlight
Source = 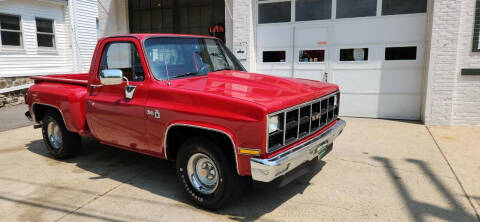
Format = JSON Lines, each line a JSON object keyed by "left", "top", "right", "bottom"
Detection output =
{"left": 268, "top": 115, "right": 280, "bottom": 133}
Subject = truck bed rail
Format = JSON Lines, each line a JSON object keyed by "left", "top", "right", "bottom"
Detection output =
{"left": 31, "top": 74, "right": 89, "bottom": 86}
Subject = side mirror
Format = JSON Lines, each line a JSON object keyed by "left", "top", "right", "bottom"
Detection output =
{"left": 100, "top": 69, "right": 123, "bottom": 86}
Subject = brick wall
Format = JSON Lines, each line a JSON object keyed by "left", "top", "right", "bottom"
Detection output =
{"left": 424, "top": 0, "right": 480, "bottom": 126}
{"left": 232, "top": 0, "right": 256, "bottom": 72}
{"left": 452, "top": 0, "right": 480, "bottom": 125}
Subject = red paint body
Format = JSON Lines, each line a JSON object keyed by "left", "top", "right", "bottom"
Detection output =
{"left": 27, "top": 34, "right": 339, "bottom": 176}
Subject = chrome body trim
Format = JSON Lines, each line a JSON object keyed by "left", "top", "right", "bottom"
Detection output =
{"left": 251, "top": 119, "right": 346, "bottom": 182}
{"left": 163, "top": 123, "right": 240, "bottom": 174}
{"left": 31, "top": 102, "right": 67, "bottom": 126}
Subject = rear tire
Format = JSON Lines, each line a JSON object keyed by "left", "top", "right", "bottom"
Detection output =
{"left": 176, "top": 137, "right": 246, "bottom": 210}
{"left": 41, "top": 110, "right": 81, "bottom": 159}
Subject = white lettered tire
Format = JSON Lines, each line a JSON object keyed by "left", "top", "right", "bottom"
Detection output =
{"left": 176, "top": 137, "right": 246, "bottom": 210}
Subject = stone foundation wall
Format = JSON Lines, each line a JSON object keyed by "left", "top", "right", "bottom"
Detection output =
{"left": 0, "top": 77, "right": 33, "bottom": 108}
{"left": 0, "top": 77, "right": 33, "bottom": 89}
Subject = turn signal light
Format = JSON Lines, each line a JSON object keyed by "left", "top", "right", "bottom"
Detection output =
{"left": 238, "top": 148, "right": 261, "bottom": 156}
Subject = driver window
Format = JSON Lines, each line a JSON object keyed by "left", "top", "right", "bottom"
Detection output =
{"left": 99, "top": 42, "right": 145, "bottom": 82}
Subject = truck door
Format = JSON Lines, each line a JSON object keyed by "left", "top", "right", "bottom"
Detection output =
{"left": 85, "top": 39, "right": 149, "bottom": 151}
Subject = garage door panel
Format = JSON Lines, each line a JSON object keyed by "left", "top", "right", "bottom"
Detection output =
{"left": 257, "top": 69, "right": 291, "bottom": 77}
{"left": 377, "top": 69, "right": 423, "bottom": 94}
{"left": 294, "top": 27, "right": 329, "bottom": 47}
{"left": 294, "top": 69, "right": 326, "bottom": 81}
{"left": 332, "top": 16, "right": 426, "bottom": 45}
{"left": 333, "top": 69, "right": 422, "bottom": 94}
{"left": 257, "top": 25, "right": 292, "bottom": 48}
{"left": 340, "top": 94, "right": 421, "bottom": 120}
{"left": 333, "top": 69, "right": 382, "bottom": 93}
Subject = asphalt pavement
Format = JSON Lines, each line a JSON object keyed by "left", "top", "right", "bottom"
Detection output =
{"left": 0, "top": 104, "right": 32, "bottom": 132}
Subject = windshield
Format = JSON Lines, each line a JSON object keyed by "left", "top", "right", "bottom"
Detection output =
{"left": 144, "top": 37, "right": 246, "bottom": 80}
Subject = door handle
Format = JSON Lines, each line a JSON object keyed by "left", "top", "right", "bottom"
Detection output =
{"left": 90, "top": 84, "right": 103, "bottom": 89}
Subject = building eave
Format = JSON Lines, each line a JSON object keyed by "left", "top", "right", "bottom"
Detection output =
{"left": 36, "top": 0, "right": 67, "bottom": 5}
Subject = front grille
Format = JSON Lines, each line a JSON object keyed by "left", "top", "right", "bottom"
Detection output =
{"left": 267, "top": 92, "right": 340, "bottom": 153}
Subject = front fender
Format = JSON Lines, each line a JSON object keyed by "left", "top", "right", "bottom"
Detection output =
{"left": 164, "top": 121, "right": 242, "bottom": 173}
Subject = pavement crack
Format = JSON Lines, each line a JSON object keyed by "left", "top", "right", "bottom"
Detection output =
{"left": 53, "top": 173, "right": 141, "bottom": 222}
{"left": 333, "top": 157, "right": 386, "bottom": 169}
{"left": 426, "top": 126, "right": 480, "bottom": 221}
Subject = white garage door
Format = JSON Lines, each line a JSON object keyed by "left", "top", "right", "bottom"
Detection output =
{"left": 256, "top": 0, "right": 427, "bottom": 120}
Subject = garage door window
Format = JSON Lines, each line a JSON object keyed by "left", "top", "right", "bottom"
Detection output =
{"left": 340, "top": 48, "right": 369, "bottom": 61}
{"left": 299, "top": 49, "right": 325, "bottom": 62}
{"left": 385, "top": 46, "right": 417, "bottom": 60}
{"left": 263, "top": 50, "right": 286, "bottom": 62}
{"left": 382, "top": 0, "right": 427, "bottom": 16}
{"left": 336, "top": 0, "right": 377, "bottom": 19}
{"left": 0, "top": 14, "right": 22, "bottom": 48}
{"left": 295, "top": 0, "right": 332, "bottom": 21}
{"left": 258, "top": 1, "right": 291, "bottom": 24}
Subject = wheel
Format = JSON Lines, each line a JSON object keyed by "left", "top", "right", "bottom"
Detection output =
{"left": 176, "top": 137, "right": 246, "bottom": 210}
{"left": 41, "top": 110, "right": 81, "bottom": 159}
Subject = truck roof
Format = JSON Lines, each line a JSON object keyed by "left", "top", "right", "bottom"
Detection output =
{"left": 102, "top": 33, "right": 218, "bottom": 41}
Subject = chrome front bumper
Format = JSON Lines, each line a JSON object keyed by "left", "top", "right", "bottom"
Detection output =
{"left": 250, "top": 119, "right": 346, "bottom": 182}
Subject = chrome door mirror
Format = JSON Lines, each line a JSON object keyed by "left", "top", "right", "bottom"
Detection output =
{"left": 100, "top": 69, "right": 123, "bottom": 86}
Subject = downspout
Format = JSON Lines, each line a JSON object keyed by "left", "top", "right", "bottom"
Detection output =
{"left": 68, "top": 0, "right": 81, "bottom": 73}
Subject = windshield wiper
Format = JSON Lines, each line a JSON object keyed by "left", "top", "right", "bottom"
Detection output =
{"left": 213, "top": 68, "right": 232, "bottom": 72}
{"left": 172, "top": 72, "right": 200, "bottom": 79}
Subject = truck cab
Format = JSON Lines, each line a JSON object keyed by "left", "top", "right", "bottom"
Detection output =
{"left": 26, "top": 34, "right": 345, "bottom": 209}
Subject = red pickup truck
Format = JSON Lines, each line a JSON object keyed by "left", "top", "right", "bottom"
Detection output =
{"left": 25, "top": 34, "right": 345, "bottom": 209}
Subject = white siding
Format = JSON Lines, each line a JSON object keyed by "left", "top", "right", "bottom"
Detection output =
{"left": 0, "top": 0, "right": 73, "bottom": 77}
{"left": 70, "top": 0, "right": 98, "bottom": 72}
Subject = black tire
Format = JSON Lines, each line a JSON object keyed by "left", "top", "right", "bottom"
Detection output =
{"left": 176, "top": 137, "right": 246, "bottom": 210}
{"left": 41, "top": 110, "right": 81, "bottom": 159}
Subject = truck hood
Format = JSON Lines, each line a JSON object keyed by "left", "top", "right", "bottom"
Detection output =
{"left": 169, "top": 70, "right": 339, "bottom": 113}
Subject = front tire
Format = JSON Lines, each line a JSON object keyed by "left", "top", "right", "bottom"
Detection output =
{"left": 41, "top": 110, "right": 81, "bottom": 159}
{"left": 176, "top": 137, "right": 245, "bottom": 210}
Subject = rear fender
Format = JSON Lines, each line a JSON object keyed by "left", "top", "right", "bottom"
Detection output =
{"left": 28, "top": 83, "right": 87, "bottom": 133}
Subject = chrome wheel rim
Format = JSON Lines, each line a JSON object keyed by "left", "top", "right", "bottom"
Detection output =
{"left": 47, "top": 121, "right": 62, "bottom": 150}
{"left": 187, "top": 153, "right": 219, "bottom": 194}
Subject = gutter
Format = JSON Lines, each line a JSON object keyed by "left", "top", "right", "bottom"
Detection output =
{"left": 68, "top": 1, "right": 81, "bottom": 73}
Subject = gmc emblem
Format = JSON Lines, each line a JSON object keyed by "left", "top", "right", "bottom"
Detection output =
{"left": 311, "top": 113, "right": 321, "bottom": 121}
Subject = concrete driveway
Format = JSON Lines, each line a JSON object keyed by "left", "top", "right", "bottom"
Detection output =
{"left": 0, "top": 117, "right": 478, "bottom": 222}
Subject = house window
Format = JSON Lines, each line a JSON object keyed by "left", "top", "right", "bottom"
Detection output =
{"left": 340, "top": 48, "right": 369, "bottom": 61}
{"left": 336, "top": 0, "right": 377, "bottom": 19}
{"left": 382, "top": 0, "right": 427, "bottom": 16}
{"left": 258, "top": 1, "right": 291, "bottom": 24}
{"left": 0, "top": 14, "right": 22, "bottom": 47}
{"left": 295, "top": 0, "right": 332, "bottom": 21}
{"left": 299, "top": 49, "right": 325, "bottom": 62}
{"left": 385, "top": 46, "right": 417, "bottom": 60}
{"left": 36, "top": 18, "right": 55, "bottom": 48}
{"left": 263, "top": 50, "right": 286, "bottom": 62}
